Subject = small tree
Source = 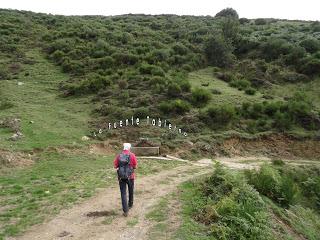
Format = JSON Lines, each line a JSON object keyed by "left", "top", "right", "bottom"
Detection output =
{"left": 205, "top": 35, "right": 235, "bottom": 68}
{"left": 220, "top": 17, "right": 240, "bottom": 43}
{"left": 215, "top": 8, "right": 239, "bottom": 19}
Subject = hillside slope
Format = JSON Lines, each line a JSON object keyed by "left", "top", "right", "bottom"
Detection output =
{"left": 1, "top": 9, "right": 320, "bottom": 147}
{"left": 0, "top": 48, "right": 93, "bottom": 151}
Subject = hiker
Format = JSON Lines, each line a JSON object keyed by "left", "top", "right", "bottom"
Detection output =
{"left": 114, "top": 143, "right": 137, "bottom": 217}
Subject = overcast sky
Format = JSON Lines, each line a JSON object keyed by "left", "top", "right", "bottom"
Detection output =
{"left": 0, "top": 0, "right": 319, "bottom": 21}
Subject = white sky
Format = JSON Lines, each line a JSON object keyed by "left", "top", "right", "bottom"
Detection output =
{"left": 0, "top": 0, "right": 319, "bottom": 21}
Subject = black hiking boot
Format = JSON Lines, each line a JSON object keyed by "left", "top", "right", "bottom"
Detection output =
{"left": 123, "top": 212, "right": 128, "bottom": 217}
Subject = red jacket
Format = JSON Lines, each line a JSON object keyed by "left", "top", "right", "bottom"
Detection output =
{"left": 114, "top": 150, "right": 137, "bottom": 180}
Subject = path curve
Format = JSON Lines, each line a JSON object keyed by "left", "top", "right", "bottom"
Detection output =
{"left": 11, "top": 163, "right": 211, "bottom": 240}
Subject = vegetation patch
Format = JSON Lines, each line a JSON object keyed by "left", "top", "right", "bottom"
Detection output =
{"left": 176, "top": 162, "right": 320, "bottom": 239}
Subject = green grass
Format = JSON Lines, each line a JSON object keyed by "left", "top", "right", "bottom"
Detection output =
{"left": 173, "top": 181, "right": 212, "bottom": 240}
{"left": 188, "top": 67, "right": 264, "bottom": 108}
{"left": 0, "top": 49, "right": 94, "bottom": 151}
{"left": 266, "top": 198, "right": 320, "bottom": 240}
{"left": 265, "top": 78, "right": 320, "bottom": 111}
{"left": 146, "top": 196, "right": 173, "bottom": 240}
{"left": 101, "top": 215, "right": 116, "bottom": 225}
{"left": 137, "top": 158, "right": 183, "bottom": 176}
{"left": 146, "top": 198, "right": 169, "bottom": 222}
{"left": 127, "top": 216, "right": 139, "bottom": 227}
{"left": 0, "top": 150, "right": 112, "bottom": 238}
{"left": 0, "top": 152, "right": 185, "bottom": 239}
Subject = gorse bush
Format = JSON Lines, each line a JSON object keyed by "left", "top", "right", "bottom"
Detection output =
{"left": 255, "top": 18, "right": 267, "bottom": 25}
{"left": 167, "top": 82, "right": 182, "bottom": 97}
{"left": 192, "top": 163, "right": 274, "bottom": 239}
{"left": 245, "top": 87, "right": 256, "bottom": 95}
{"left": 200, "top": 105, "right": 237, "bottom": 129}
{"left": 245, "top": 164, "right": 298, "bottom": 207}
{"left": 300, "top": 38, "right": 320, "bottom": 54}
{"left": 239, "top": 93, "right": 319, "bottom": 131}
{"left": 191, "top": 88, "right": 211, "bottom": 106}
{"left": 159, "top": 99, "right": 191, "bottom": 115}
{"left": 229, "top": 79, "right": 251, "bottom": 90}
{"left": 246, "top": 163, "right": 320, "bottom": 212}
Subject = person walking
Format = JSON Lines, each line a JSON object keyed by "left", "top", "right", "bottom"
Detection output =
{"left": 114, "top": 143, "right": 137, "bottom": 217}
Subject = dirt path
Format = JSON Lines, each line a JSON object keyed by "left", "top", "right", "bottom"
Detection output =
{"left": 11, "top": 163, "right": 211, "bottom": 240}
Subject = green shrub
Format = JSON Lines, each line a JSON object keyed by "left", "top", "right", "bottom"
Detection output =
{"left": 0, "top": 66, "right": 9, "bottom": 80}
{"left": 302, "top": 176, "right": 320, "bottom": 210}
{"left": 261, "top": 38, "right": 292, "bottom": 61}
{"left": 205, "top": 35, "right": 235, "bottom": 68}
{"left": 211, "top": 89, "right": 222, "bottom": 95}
{"left": 195, "top": 163, "right": 274, "bottom": 239}
{"left": 246, "top": 164, "right": 298, "bottom": 207}
{"left": 255, "top": 18, "right": 267, "bottom": 25}
{"left": 215, "top": 71, "right": 234, "bottom": 82}
{"left": 95, "top": 56, "right": 114, "bottom": 69}
{"left": 151, "top": 66, "right": 165, "bottom": 77}
{"left": 284, "top": 46, "right": 306, "bottom": 66}
{"left": 311, "top": 21, "right": 320, "bottom": 32}
{"left": 118, "top": 79, "right": 128, "bottom": 89}
{"left": 239, "top": 18, "right": 250, "bottom": 24}
{"left": 133, "top": 107, "right": 149, "bottom": 118}
{"left": 159, "top": 99, "right": 191, "bottom": 115}
{"left": 172, "top": 43, "right": 189, "bottom": 55}
{"left": 200, "top": 104, "right": 237, "bottom": 129}
{"left": 271, "top": 159, "right": 285, "bottom": 166}
{"left": 245, "top": 87, "right": 256, "bottom": 95}
{"left": 299, "top": 58, "right": 320, "bottom": 76}
{"left": 0, "top": 99, "right": 14, "bottom": 110}
{"left": 51, "top": 50, "right": 65, "bottom": 63}
{"left": 167, "top": 82, "right": 182, "bottom": 97}
{"left": 65, "top": 74, "right": 112, "bottom": 95}
{"left": 273, "top": 111, "right": 292, "bottom": 131}
{"left": 279, "top": 71, "right": 309, "bottom": 83}
{"left": 215, "top": 8, "right": 239, "bottom": 19}
{"left": 98, "top": 105, "right": 133, "bottom": 120}
{"left": 112, "top": 52, "right": 138, "bottom": 65}
{"left": 229, "top": 79, "right": 251, "bottom": 90}
{"left": 191, "top": 88, "right": 211, "bottom": 106}
{"left": 149, "top": 76, "right": 166, "bottom": 86}
{"left": 300, "top": 38, "right": 320, "bottom": 54}
{"left": 179, "top": 80, "right": 191, "bottom": 92}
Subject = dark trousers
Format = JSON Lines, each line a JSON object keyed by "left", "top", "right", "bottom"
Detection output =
{"left": 119, "top": 179, "right": 134, "bottom": 213}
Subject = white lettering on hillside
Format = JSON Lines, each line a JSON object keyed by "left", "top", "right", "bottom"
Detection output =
{"left": 93, "top": 116, "right": 187, "bottom": 137}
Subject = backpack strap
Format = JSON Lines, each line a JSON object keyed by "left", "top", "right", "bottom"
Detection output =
{"left": 126, "top": 153, "right": 131, "bottom": 165}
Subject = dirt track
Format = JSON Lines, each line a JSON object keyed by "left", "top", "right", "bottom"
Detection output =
{"left": 10, "top": 163, "right": 211, "bottom": 240}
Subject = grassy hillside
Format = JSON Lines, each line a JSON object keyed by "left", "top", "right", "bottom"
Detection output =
{"left": 1, "top": 8, "right": 320, "bottom": 146}
{"left": 0, "top": 48, "right": 94, "bottom": 151}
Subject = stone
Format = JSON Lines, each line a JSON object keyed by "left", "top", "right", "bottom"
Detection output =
{"left": 8, "top": 132, "right": 23, "bottom": 141}
{"left": 81, "top": 136, "right": 90, "bottom": 141}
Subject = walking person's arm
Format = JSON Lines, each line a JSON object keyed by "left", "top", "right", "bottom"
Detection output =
{"left": 114, "top": 154, "right": 120, "bottom": 180}
{"left": 131, "top": 153, "right": 137, "bottom": 169}
{"left": 114, "top": 154, "right": 119, "bottom": 169}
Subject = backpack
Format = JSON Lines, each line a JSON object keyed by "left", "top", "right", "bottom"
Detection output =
{"left": 117, "top": 153, "right": 133, "bottom": 180}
